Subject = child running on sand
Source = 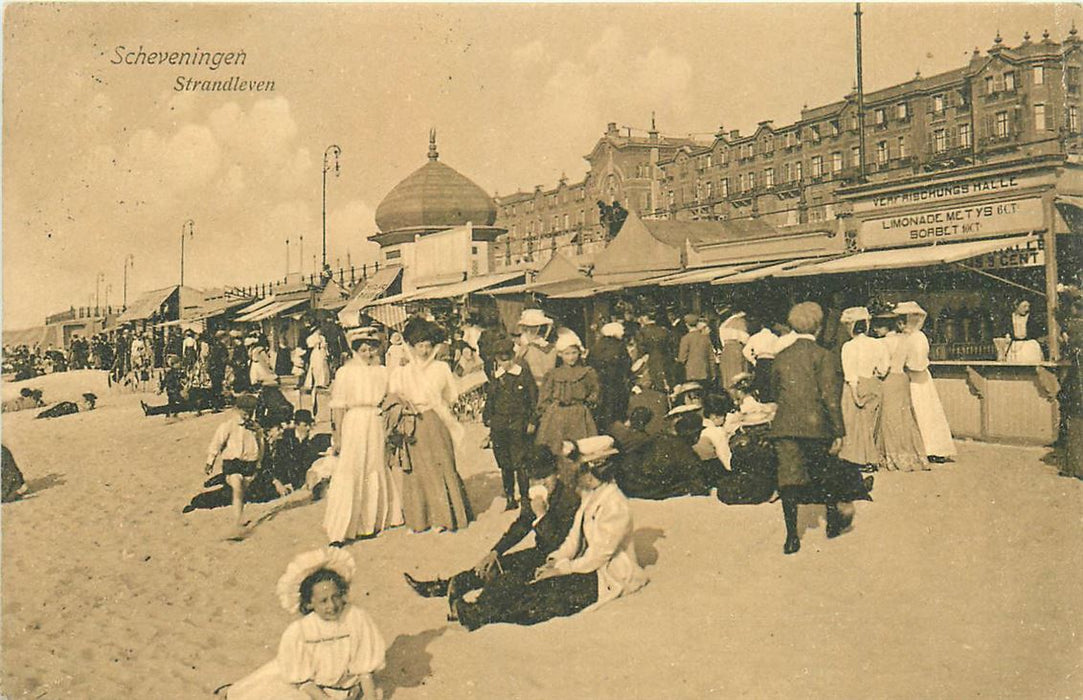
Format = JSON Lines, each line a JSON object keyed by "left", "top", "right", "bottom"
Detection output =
{"left": 220, "top": 548, "right": 385, "bottom": 700}
{"left": 205, "top": 394, "right": 263, "bottom": 540}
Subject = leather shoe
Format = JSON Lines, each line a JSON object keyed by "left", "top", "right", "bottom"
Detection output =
{"left": 826, "top": 511, "right": 854, "bottom": 539}
{"left": 404, "top": 572, "right": 449, "bottom": 598}
{"left": 783, "top": 535, "right": 801, "bottom": 555}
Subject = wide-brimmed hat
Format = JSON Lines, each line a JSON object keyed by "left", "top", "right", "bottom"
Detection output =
{"left": 840, "top": 306, "right": 871, "bottom": 325}
{"left": 554, "top": 329, "right": 584, "bottom": 353}
{"left": 346, "top": 326, "right": 380, "bottom": 344}
{"left": 573, "top": 435, "right": 620, "bottom": 463}
{"left": 600, "top": 321, "right": 624, "bottom": 339}
{"left": 517, "top": 309, "right": 553, "bottom": 328}
{"left": 666, "top": 403, "right": 702, "bottom": 419}
{"left": 275, "top": 548, "right": 355, "bottom": 614}
{"left": 670, "top": 382, "right": 703, "bottom": 400}
{"left": 893, "top": 301, "right": 926, "bottom": 317}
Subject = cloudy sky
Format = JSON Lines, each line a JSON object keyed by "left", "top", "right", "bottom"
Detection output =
{"left": 4, "top": 2, "right": 1079, "bottom": 329}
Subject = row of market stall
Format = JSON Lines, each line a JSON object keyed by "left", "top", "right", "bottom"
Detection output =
{"left": 340, "top": 155, "right": 1082, "bottom": 446}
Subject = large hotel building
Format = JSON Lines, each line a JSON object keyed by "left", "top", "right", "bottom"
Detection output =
{"left": 491, "top": 29, "right": 1083, "bottom": 268}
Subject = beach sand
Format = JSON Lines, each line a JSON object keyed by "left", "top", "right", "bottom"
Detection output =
{"left": 2, "top": 370, "right": 1082, "bottom": 698}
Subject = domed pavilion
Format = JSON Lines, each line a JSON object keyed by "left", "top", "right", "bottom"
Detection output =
{"left": 370, "top": 130, "right": 505, "bottom": 251}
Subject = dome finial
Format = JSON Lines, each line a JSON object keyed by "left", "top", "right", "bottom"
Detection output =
{"left": 1071, "top": 22, "right": 1078, "bottom": 37}
{"left": 994, "top": 29, "right": 1003, "bottom": 45}
{"left": 428, "top": 128, "right": 439, "bottom": 161}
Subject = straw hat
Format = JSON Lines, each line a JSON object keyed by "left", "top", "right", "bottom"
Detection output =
{"left": 345, "top": 326, "right": 380, "bottom": 344}
{"left": 670, "top": 382, "right": 703, "bottom": 400}
{"left": 840, "top": 306, "right": 871, "bottom": 325}
{"left": 600, "top": 321, "right": 624, "bottom": 339}
{"left": 666, "top": 403, "right": 702, "bottom": 418}
{"left": 572, "top": 435, "right": 620, "bottom": 463}
{"left": 275, "top": 548, "right": 356, "bottom": 614}
{"left": 517, "top": 308, "right": 553, "bottom": 328}
{"left": 554, "top": 330, "right": 584, "bottom": 353}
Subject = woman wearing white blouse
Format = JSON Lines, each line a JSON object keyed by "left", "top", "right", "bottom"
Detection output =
{"left": 839, "top": 307, "right": 890, "bottom": 469}
{"left": 389, "top": 318, "right": 473, "bottom": 533}
{"left": 896, "top": 301, "right": 956, "bottom": 462}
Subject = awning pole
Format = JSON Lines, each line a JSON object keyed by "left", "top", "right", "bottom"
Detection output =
{"left": 951, "top": 262, "right": 1046, "bottom": 298}
{"left": 1043, "top": 196, "right": 1061, "bottom": 360}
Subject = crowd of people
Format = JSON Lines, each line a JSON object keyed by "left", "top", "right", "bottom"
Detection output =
{"left": 6, "top": 283, "right": 1083, "bottom": 700}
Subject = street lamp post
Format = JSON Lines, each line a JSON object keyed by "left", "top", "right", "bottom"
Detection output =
{"left": 180, "top": 219, "right": 195, "bottom": 286}
{"left": 95, "top": 272, "right": 105, "bottom": 312}
{"left": 285, "top": 237, "right": 291, "bottom": 276}
{"left": 122, "top": 254, "right": 135, "bottom": 310}
{"left": 322, "top": 145, "right": 341, "bottom": 272}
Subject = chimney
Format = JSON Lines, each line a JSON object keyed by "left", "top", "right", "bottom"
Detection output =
{"left": 606, "top": 122, "right": 619, "bottom": 136}
{"left": 729, "top": 130, "right": 740, "bottom": 140}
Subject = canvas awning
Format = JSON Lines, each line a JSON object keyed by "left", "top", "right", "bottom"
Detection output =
{"left": 117, "top": 287, "right": 176, "bottom": 322}
{"left": 337, "top": 267, "right": 403, "bottom": 316}
{"left": 235, "top": 298, "right": 308, "bottom": 323}
{"left": 232, "top": 295, "right": 279, "bottom": 319}
{"left": 364, "top": 303, "right": 410, "bottom": 330}
{"left": 546, "top": 272, "right": 672, "bottom": 299}
{"left": 656, "top": 264, "right": 749, "bottom": 287}
{"left": 711, "top": 255, "right": 836, "bottom": 285}
{"left": 773, "top": 234, "right": 1038, "bottom": 278}
{"left": 410, "top": 272, "right": 526, "bottom": 301}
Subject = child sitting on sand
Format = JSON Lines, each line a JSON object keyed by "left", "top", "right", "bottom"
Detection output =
{"left": 220, "top": 548, "right": 385, "bottom": 700}
{"left": 205, "top": 394, "right": 263, "bottom": 540}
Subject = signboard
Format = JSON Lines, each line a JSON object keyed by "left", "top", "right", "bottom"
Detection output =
{"left": 968, "top": 237, "right": 1045, "bottom": 270}
{"left": 859, "top": 197, "right": 1044, "bottom": 249}
{"left": 852, "top": 172, "right": 1049, "bottom": 214}
{"left": 411, "top": 225, "right": 470, "bottom": 288}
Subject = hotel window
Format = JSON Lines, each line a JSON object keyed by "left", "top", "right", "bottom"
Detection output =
{"left": 720, "top": 178, "right": 729, "bottom": 197}
{"left": 933, "top": 128, "right": 948, "bottom": 153}
{"left": 959, "top": 123, "right": 972, "bottom": 148}
{"left": 578, "top": 210, "right": 585, "bottom": 225}
{"left": 898, "top": 136, "right": 908, "bottom": 158}
{"left": 705, "top": 181, "right": 713, "bottom": 200}
{"left": 809, "top": 125, "right": 821, "bottom": 142}
{"left": 794, "top": 160, "right": 803, "bottom": 181}
{"left": 695, "top": 181, "right": 703, "bottom": 201}
{"left": 933, "top": 94, "right": 945, "bottom": 114}
{"left": 783, "top": 162, "right": 792, "bottom": 182}
{"left": 563, "top": 213, "right": 569, "bottom": 230}
{"left": 528, "top": 221, "right": 534, "bottom": 235}
{"left": 764, "top": 168, "right": 774, "bottom": 188}
{"left": 720, "top": 149, "right": 728, "bottom": 166}
{"left": 811, "top": 155, "right": 824, "bottom": 178}
{"left": 897, "top": 102, "right": 909, "bottom": 120}
{"left": 874, "top": 108, "right": 886, "bottom": 125}
{"left": 995, "top": 110, "right": 1010, "bottom": 138}
{"left": 985, "top": 75, "right": 995, "bottom": 94}
{"left": 667, "top": 190, "right": 675, "bottom": 208}
{"left": 1070, "top": 105, "right": 1080, "bottom": 133}
{"left": 706, "top": 154, "right": 713, "bottom": 168}
{"left": 876, "top": 140, "right": 889, "bottom": 164}
{"left": 850, "top": 146, "right": 861, "bottom": 168}
{"left": 763, "top": 135, "right": 774, "bottom": 154}
{"left": 830, "top": 120, "right": 841, "bottom": 137}
{"left": 1004, "top": 71, "right": 1016, "bottom": 91}
{"left": 748, "top": 172, "right": 756, "bottom": 190}
{"left": 850, "top": 114, "right": 860, "bottom": 131}
{"left": 1034, "top": 103, "right": 1048, "bottom": 130}
{"left": 831, "top": 151, "right": 843, "bottom": 174}
{"left": 1033, "top": 65, "right": 1045, "bottom": 85}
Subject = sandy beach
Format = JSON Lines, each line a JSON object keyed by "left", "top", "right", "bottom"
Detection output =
{"left": 2, "top": 370, "right": 1082, "bottom": 699}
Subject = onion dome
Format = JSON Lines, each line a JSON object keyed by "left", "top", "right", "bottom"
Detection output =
{"left": 374, "top": 130, "right": 497, "bottom": 233}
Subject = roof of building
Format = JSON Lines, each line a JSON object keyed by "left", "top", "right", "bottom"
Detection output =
{"left": 374, "top": 131, "right": 497, "bottom": 233}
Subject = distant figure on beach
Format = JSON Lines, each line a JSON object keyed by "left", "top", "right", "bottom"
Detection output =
{"left": 2, "top": 387, "right": 45, "bottom": 413}
{"left": 35, "top": 393, "right": 96, "bottom": 419}
{"left": 220, "top": 548, "right": 385, "bottom": 700}
{"left": 204, "top": 394, "right": 263, "bottom": 540}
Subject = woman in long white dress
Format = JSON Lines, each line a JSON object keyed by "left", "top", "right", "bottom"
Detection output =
{"left": 323, "top": 328, "right": 403, "bottom": 544}
{"left": 895, "top": 301, "right": 956, "bottom": 462}
{"left": 838, "top": 307, "right": 890, "bottom": 468}
{"left": 305, "top": 327, "right": 331, "bottom": 390}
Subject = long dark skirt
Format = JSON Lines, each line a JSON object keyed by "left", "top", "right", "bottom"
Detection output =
{"left": 2, "top": 446, "right": 25, "bottom": 503}
{"left": 716, "top": 423, "right": 777, "bottom": 505}
{"left": 773, "top": 438, "right": 872, "bottom": 504}
{"left": 459, "top": 569, "right": 598, "bottom": 629}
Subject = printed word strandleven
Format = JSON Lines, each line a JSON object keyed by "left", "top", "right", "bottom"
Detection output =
{"left": 109, "top": 45, "right": 276, "bottom": 92}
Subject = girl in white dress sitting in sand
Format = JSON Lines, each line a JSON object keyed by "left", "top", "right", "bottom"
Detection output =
{"left": 222, "top": 548, "right": 385, "bottom": 700}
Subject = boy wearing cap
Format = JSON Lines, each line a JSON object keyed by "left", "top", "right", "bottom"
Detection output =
{"left": 205, "top": 394, "right": 264, "bottom": 539}
{"left": 483, "top": 338, "right": 538, "bottom": 511}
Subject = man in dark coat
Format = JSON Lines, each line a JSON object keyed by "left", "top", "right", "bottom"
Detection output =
{"left": 588, "top": 321, "right": 632, "bottom": 430}
{"left": 635, "top": 313, "right": 676, "bottom": 392}
{"left": 677, "top": 314, "right": 717, "bottom": 386}
{"left": 482, "top": 338, "right": 538, "bottom": 510}
{"left": 768, "top": 301, "right": 871, "bottom": 555}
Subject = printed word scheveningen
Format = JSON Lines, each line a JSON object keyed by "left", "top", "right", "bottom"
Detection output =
{"left": 110, "top": 45, "right": 275, "bottom": 92}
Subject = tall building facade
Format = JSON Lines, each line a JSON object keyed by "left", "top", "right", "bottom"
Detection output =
{"left": 492, "top": 29, "right": 1083, "bottom": 266}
